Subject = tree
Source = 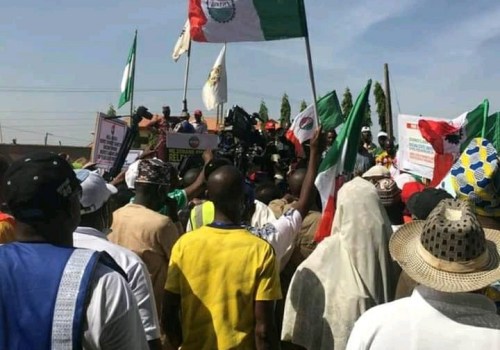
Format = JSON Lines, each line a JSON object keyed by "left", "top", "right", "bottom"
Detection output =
{"left": 280, "top": 93, "right": 291, "bottom": 128}
{"left": 259, "top": 100, "right": 269, "bottom": 123}
{"left": 107, "top": 104, "right": 117, "bottom": 117}
{"left": 363, "top": 100, "right": 372, "bottom": 127}
{"left": 373, "top": 81, "right": 387, "bottom": 131}
{"left": 341, "top": 88, "right": 353, "bottom": 121}
{"left": 299, "top": 100, "right": 308, "bottom": 112}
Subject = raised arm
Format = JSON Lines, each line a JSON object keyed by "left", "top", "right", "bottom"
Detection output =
{"left": 183, "top": 149, "right": 213, "bottom": 201}
{"left": 292, "top": 129, "right": 322, "bottom": 219}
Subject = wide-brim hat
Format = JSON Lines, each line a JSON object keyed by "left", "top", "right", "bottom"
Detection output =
{"left": 390, "top": 199, "right": 500, "bottom": 293}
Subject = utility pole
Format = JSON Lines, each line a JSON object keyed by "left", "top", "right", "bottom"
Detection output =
{"left": 44, "top": 132, "right": 53, "bottom": 146}
{"left": 0, "top": 122, "right": 3, "bottom": 144}
{"left": 384, "top": 63, "right": 394, "bottom": 140}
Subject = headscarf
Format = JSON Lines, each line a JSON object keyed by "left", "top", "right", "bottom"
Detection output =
{"left": 281, "top": 177, "right": 399, "bottom": 350}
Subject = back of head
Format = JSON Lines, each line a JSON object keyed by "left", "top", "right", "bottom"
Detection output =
{"left": 207, "top": 165, "right": 244, "bottom": 220}
{"left": 255, "top": 182, "right": 281, "bottom": 205}
{"left": 407, "top": 188, "right": 452, "bottom": 220}
{"left": 182, "top": 167, "right": 202, "bottom": 188}
{"left": 288, "top": 168, "right": 307, "bottom": 197}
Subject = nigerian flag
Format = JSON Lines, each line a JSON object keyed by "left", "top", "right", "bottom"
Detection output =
{"left": 118, "top": 31, "right": 137, "bottom": 109}
{"left": 189, "top": 0, "right": 307, "bottom": 42}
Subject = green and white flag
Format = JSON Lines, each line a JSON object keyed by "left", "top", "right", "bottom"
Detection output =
{"left": 189, "top": 0, "right": 307, "bottom": 43}
{"left": 118, "top": 32, "right": 137, "bottom": 109}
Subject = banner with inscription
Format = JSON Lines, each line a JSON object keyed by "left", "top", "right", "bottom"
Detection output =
{"left": 398, "top": 114, "right": 440, "bottom": 180}
{"left": 166, "top": 133, "right": 218, "bottom": 164}
{"left": 91, "top": 113, "right": 128, "bottom": 171}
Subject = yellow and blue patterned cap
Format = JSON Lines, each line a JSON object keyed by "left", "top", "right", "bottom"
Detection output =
{"left": 451, "top": 138, "right": 500, "bottom": 217}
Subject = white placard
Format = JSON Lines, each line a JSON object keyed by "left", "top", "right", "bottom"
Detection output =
{"left": 165, "top": 133, "right": 218, "bottom": 163}
{"left": 91, "top": 113, "right": 128, "bottom": 171}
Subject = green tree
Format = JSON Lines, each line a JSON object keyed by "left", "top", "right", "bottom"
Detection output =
{"left": 280, "top": 93, "right": 291, "bottom": 128}
{"left": 341, "top": 88, "right": 353, "bottom": 121}
{"left": 373, "top": 81, "right": 386, "bottom": 131}
{"left": 363, "top": 100, "right": 372, "bottom": 127}
{"left": 259, "top": 100, "right": 269, "bottom": 123}
{"left": 299, "top": 100, "right": 308, "bottom": 112}
{"left": 107, "top": 104, "right": 117, "bottom": 117}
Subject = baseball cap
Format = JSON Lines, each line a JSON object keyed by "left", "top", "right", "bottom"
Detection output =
{"left": 194, "top": 109, "right": 202, "bottom": 116}
{"left": 265, "top": 121, "right": 276, "bottom": 131}
{"left": 377, "top": 131, "right": 388, "bottom": 138}
{"left": 3, "top": 152, "right": 81, "bottom": 221}
{"left": 361, "top": 126, "right": 371, "bottom": 133}
{"left": 75, "top": 170, "right": 117, "bottom": 215}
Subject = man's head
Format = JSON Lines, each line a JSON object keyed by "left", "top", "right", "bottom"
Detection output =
{"left": 326, "top": 129, "right": 336, "bottom": 147}
{"left": 377, "top": 131, "right": 388, "bottom": 149}
{"left": 2, "top": 152, "right": 82, "bottom": 245}
{"left": 182, "top": 167, "right": 202, "bottom": 188}
{"left": 255, "top": 182, "right": 281, "bottom": 205}
{"left": 75, "top": 170, "right": 117, "bottom": 231}
{"left": 361, "top": 126, "right": 372, "bottom": 144}
{"left": 162, "top": 105, "right": 171, "bottom": 118}
{"left": 288, "top": 168, "right": 307, "bottom": 197}
{"left": 194, "top": 109, "right": 202, "bottom": 122}
{"left": 406, "top": 188, "right": 452, "bottom": 220}
{"left": 207, "top": 165, "right": 245, "bottom": 223}
{"left": 134, "top": 159, "right": 174, "bottom": 211}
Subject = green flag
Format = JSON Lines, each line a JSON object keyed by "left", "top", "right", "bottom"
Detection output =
{"left": 485, "top": 112, "right": 500, "bottom": 152}
{"left": 118, "top": 32, "right": 137, "bottom": 109}
{"left": 318, "top": 90, "right": 343, "bottom": 131}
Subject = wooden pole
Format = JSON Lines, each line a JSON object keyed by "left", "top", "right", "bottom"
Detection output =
{"left": 384, "top": 63, "right": 394, "bottom": 139}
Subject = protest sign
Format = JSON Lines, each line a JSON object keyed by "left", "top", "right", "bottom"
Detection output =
{"left": 165, "top": 133, "right": 218, "bottom": 163}
{"left": 91, "top": 113, "right": 128, "bottom": 171}
{"left": 124, "top": 149, "right": 143, "bottom": 168}
{"left": 398, "top": 114, "right": 439, "bottom": 180}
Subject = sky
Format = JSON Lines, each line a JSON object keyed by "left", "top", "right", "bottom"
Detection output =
{"left": 2, "top": 0, "right": 500, "bottom": 146}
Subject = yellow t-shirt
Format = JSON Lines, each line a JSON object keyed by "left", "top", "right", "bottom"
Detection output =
{"left": 165, "top": 225, "right": 282, "bottom": 350}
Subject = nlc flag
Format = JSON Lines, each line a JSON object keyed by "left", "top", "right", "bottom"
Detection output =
{"left": 202, "top": 45, "right": 227, "bottom": 110}
{"left": 189, "top": 0, "right": 307, "bottom": 43}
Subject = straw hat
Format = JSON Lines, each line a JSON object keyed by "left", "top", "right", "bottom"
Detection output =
{"left": 390, "top": 198, "right": 500, "bottom": 293}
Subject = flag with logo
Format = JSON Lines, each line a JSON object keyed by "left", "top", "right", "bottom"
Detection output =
{"left": 418, "top": 100, "right": 489, "bottom": 186}
{"left": 202, "top": 45, "right": 227, "bottom": 110}
{"left": 172, "top": 19, "right": 191, "bottom": 62}
{"left": 314, "top": 80, "right": 372, "bottom": 242}
{"left": 118, "top": 32, "right": 137, "bottom": 109}
{"left": 189, "top": 0, "right": 307, "bottom": 43}
{"left": 285, "top": 91, "right": 343, "bottom": 155}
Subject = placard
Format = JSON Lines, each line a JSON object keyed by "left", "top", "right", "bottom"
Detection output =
{"left": 91, "top": 113, "right": 128, "bottom": 171}
{"left": 398, "top": 114, "right": 439, "bottom": 180}
{"left": 165, "top": 133, "right": 218, "bottom": 163}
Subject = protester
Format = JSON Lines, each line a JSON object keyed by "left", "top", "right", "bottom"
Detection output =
{"left": 0, "top": 152, "right": 148, "bottom": 349}
{"left": 375, "top": 137, "right": 396, "bottom": 169}
{"left": 174, "top": 112, "right": 195, "bottom": 133}
{"left": 361, "top": 164, "right": 391, "bottom": 183}
{"left": 361, "top": 126, "right": 377, "bottom": 155}
{"left": 255, "top": 181, "right": 282, "bottom": 206}
{"left": 73, "top": 169, "right": 162, "bottom": 350}
{"left": 376, "top": 131, "right": 388, "bottom": 154}
{"left": 109, "top": 159, "right": 180, "bottom": 323}
{"left": 354, "top": 140, "right": 375, "bottom": 176}
{"left": 282, "top": 177, "right": 398, "bottom": 350}
{"left": 346, "top": 199, "right": 500, "bottom": 349}
{"left": 191, "top": 109, "right": 208, "bottom": 133}
{"left": 375, "top": 178, "right": 404, "bottom": 231}
{"left": 0, "top": 156, "right": 15, "bottom": 244}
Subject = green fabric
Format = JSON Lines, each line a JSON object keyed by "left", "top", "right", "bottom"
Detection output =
{"left": 485, "top": 112, "right": 500, "bottom": 152}
{"left": 319, "top": 80, "right": 372, "bottom": 173}
{"left": 130, "top": 189, "right": 187, "bottom": 216}
{"left": 118, "top": 32, "right": 136, "bottom": 108}
{"left": 253, "top": 0, "right": 307, "bottom": 40}
{"left": 459, "top": 100, "right": 489, "bottom": 153}
{"left": 318, "top": 90, "right": 344, "bottom": 131}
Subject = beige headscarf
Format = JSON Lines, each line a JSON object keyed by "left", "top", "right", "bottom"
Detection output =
{"left": 281, "top": 177, "right": 399, "bottom": 350}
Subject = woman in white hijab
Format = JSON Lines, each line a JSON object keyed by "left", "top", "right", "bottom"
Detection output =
{"left": 281, "top": 177, "right": 399, "bottom": 350}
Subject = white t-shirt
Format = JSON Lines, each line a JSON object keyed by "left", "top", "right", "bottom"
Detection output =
{"left": 83, "top": 262, "right": 149, "bottom": 349}
{"left": 346, "top": 285, "right": 500, "bottom": 350}
{"left": 74, "top": 227, "right": 160, "bottom": 341}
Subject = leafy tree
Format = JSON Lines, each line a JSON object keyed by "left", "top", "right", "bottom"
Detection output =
{"left": 299, "top": 100, "right": 308, "bottom": 112}
{"left": 373, "top": 81, "right": 387, "bottom": 131}
{"left": 259, "top": 100, "right": 269, "bottom": 123}
{"left": 280, "top": 93, "right": 291, "bottom": 128}
{"left": 363, "top": 100, "right": 372, "bottom": 127}
{"left": 107, "top": 104, "right": 117, "bottom": 117}
{"left": 341, "top": 88, "right": 353, "bottom": 121}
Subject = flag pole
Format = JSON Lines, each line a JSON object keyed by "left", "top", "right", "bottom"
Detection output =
{"left": 300, "top": 2, "right": 319, "bottom": 128}
{"left": 182, "top": 40, "right": 192, "bottom": 114}
{"left": 481, "top": 99, "right": 490, "bottom": 138}
{"left": 130, "top": 30, "right": 137, "bottom": 118}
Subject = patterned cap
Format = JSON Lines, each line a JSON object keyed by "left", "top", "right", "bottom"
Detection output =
{"left": 135, "top": 159, "right": 173, "bottom": 186}
{"left": 451, "top": 138, "right": 500, "bottom": 217}
{"left": 3, "top": 152, "right": 81, "bottom": 220}
{"left": 375, "top": 178, "right": 401, "bottom": 206}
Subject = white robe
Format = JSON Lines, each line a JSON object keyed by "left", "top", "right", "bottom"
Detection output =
{"left": 281, "top": 177, "right": 399, "bottom": 350}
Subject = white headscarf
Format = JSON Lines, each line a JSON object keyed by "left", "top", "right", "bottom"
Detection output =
{"left": 281, "top": 177, "right": 399, "bottom": 350}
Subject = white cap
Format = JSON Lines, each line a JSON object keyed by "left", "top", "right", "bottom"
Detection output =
{"left": 362, "top": 165, "right": 390, "bottom": 179}
{"left": 377, "top": 131, "right": 388, "bottom": 138}
{"left": 361, "top": 126, "right": 371, "bottom": 133}
{"left": 125, "top": 160, "right": 140, "bottom": 189}
{"left": 75, "top": 170, "right": 117, "bottom": 214}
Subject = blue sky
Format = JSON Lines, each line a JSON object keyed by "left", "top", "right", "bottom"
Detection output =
{"left": 2, "top": 0, "right": 500, "bottom": 146}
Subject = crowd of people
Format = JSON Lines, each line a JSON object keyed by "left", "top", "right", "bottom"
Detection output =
{"left": 0, "top": 114, "right": 500, "bottom": 349}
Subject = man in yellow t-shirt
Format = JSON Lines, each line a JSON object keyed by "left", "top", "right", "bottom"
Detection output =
{"left": 164, "top": 165, "right": 282, "bottom": 350}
